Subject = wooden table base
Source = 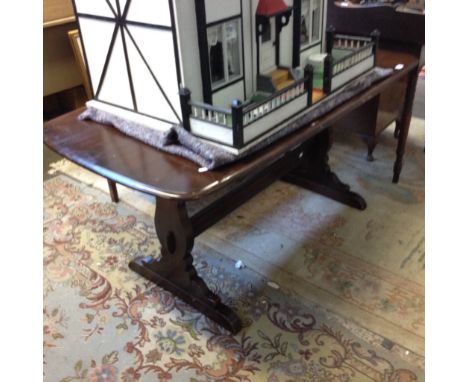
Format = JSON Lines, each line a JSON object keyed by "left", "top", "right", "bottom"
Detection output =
{"left": 283, "top": 128, "right": 367, "bottom": 210}
{"left": 129, "top": 129, "right": 366, "bottom": 333}
{"left": 129, "top": 196, "right": 243, "bottom": 333}
{"left": 129, "top": 257, "right": 243, "bottom": 332}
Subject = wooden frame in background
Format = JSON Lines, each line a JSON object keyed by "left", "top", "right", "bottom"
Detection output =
{"left": 67, "top": 29, "right": 92, "bottom": 100}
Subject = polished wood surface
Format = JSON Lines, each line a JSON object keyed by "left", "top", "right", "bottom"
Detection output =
{"left": 44, "top": 49, "right": 418, "bottom": 200}
{"left": 44, "top": 48, "right": 418, "bottom": 332}
{"left": 327, "top": 0, "right": 424, "bottom": 51}
{"left": 43, "top": 0, "right": 75, "bottom": 26}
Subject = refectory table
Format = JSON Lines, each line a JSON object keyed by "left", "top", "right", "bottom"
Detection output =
{"left": 44, "top": 49, "right": 419, "bottom": 333}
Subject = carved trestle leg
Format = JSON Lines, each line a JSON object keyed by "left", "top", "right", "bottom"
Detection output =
{"left": 393, "top": 66, "right": 419, "bottom": 183}
{"left": 282, "top": 128, "right": 367, "bottom": 210}
{"left": 129, "top": 197, "right": 242, "bottom": 333}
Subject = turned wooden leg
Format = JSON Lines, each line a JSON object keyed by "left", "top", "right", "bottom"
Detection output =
{"left": 364, "top": 136, "right": 377, "bottom": 162}
{"left": 129, "top": 198, "right": 242, "bottom": 333}
{"left": 393, "top": 120, "right": 401, "bottom": 139}
{"left": 107, "top": 179, "right": 119, "bottom": 203}
{"left": 283, "top": 129, "right": 366, "bottom": 210}
{"left": 393, "top": 67, "right": 419, "bottom": 183}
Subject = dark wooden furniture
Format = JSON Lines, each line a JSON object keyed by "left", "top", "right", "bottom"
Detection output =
{"left": 44, "top": 49, "right": 418, "bottom": 333}
{"left": 327, "top": 0, "right": 424, "bottom": 180}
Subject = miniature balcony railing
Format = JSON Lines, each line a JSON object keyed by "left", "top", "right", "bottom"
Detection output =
{"left": 179, "top": 67, "right": 314, "bottom": 149}
{"left": 334, "top": 34, "right": 373, "bottom": 50}
{"left": 323, "top": 27, "right": 379, "bottom": 94}
{"left": 331, "top": 43, "right": 374, "bottom": 76}
{"left": 190, "top": 101, "right": 232, "bottom": 128}
{"left": 242, "top": 77, "right": 309, "bottom": 127}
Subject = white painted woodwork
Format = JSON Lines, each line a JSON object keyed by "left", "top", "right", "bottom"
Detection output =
{"left": 119, "top": 0, "right": 129, "bottom": 13}
{"left": 205, "top": 0, "right": 241, "bottom": 23}
{"left": 78, "top": 17, "right": 116, "bottom": 95}
{"left": 331, "top": 56, "right": 374, "bottom": 91}
{"left": 212, "top": 80, "right": 245, "bottom": 108}
{"left": 126, "top": 0, "right": 172, "bottom": 26}
{"left": 190, "top": 118, "right": 233, "bottom": 145}
{"left": 241, "top": 0, "right": 254, "bottom": 97}
{"left": 244, "top": 94, "right": 308, "bottom": 142}
{"left": 97, "top": 28, "right": 134, "bottom": 109}
{"left": 74, "top": 0, "right": 115, "bottom": 17}
{"left": 259, "top": 19, "right": 276, "bottom": 73}
{"left": 126, "top": 24, "right": 181, "bottom": 121}
{"left": 173, "top": 0, "right": 203, "bottom": 102}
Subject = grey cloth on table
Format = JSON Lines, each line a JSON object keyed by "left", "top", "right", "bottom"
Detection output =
{"left": 79, "top": 67, "right": 392, "bottom": 170}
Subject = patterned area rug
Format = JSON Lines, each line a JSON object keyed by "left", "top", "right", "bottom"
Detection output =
{"left": 200, "top": 120, "right": 425, "bottom": 355}
{"left": 44, "top": 119, "right": 424, "bottom": 381}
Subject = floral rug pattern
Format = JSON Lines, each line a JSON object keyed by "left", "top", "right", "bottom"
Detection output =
{"left": 44, "top": 175, "right": 423, "bottom": 381}
{"left": 199, "top": 120, "right": 425, "bottom": 354}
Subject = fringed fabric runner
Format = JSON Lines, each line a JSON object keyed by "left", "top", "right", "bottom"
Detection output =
{"left": 79, "top": 68, "right": 392, "bottom": 170}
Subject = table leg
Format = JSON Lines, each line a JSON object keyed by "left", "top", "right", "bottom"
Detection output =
{"left": 363, "top": 136, "right": 378, "bottom": 162}
{"left": 129, "top": 197, "right": 242, "bottom": 333}
{"left": 107, "top": 179, "right": 119, "bottom": 203}
{"left": 283, "top": 128, "right": 367, "bottom": 210}
{"left": 393, "top": 67, "right": 419, "bottom": 183}
{"left": 394, "top": 119, "right": 401, "bottom": 139}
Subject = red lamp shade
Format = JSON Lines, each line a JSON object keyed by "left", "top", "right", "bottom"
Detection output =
{"left": 256, "top": 0, "right": 291, "bottom": 17}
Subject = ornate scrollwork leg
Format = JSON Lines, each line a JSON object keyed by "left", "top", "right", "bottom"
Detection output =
{"left": 129, "top": 197, "right": 242, "bottom": 333}
{"left": 283, "top": 129, "right": 367, "bottom": 210}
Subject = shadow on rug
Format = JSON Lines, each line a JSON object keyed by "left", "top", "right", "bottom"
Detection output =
{"left": 44, "top": 169, "right": 423, "bottom": 381}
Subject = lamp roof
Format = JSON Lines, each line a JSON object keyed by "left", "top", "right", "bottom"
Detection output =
{"left": 256, "top": 0, "right": 292, "bottom": 17}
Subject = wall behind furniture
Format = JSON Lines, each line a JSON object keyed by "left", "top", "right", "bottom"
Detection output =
{"left": 43, "top": 0, "right": 82, "bottom": 96}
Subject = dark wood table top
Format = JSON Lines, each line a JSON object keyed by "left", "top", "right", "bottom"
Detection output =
{"left": 44, "top": 49, "right": 418, "bottom": 200}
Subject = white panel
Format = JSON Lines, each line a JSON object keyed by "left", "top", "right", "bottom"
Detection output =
{"left": 126, "top": 25, "right": 181, "bottom": 122}
{"left": 259, "top": 18, "right": 275, "bottom": 73}
{"left": 279, "top": 20, "right": 293, "bottom": 68}
{"left": 126, "top": 0, "right": 172, "bottom": 26}
{"left": 119, "top": 0, "right": 129, "bottom": 13}
{"left": 190, "top": 118, "right": 233, "bottom": 145}
{"left": 87, "top": 100, "right": 173, "bottom": 132}
{"left": 107, "top": 0, "right": 118, "bottom": 15}
{"left": 205, "top": 0, "right": 241, "bottom": 23}
{"left": 279, "top": 0, "right": 294, "bottom": 68}
{"left": 321, "top": 0, "right": 328, "bottom": 51}
{"left": 98, "top": 28, "right": 134, "bottom": 109}
{"left": 242, "top": 0, "right": 254, "bottom": 97}
{"left": 75, "top": 0, "right": 115, "bottom": 17}
{"left": 78, "top": 17, "right": 116, "bottom": 95}
{"left": 244, "top": 94, "right": 308, "bottom": 142}
{"left": 331, "top": 56, "right": 374, "bottom": 91}
{"left": 212, "top": 81, "right": 245, "bottom": 108}
{"left": 173, "top": 0, "right": 203, "bottom": 102}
